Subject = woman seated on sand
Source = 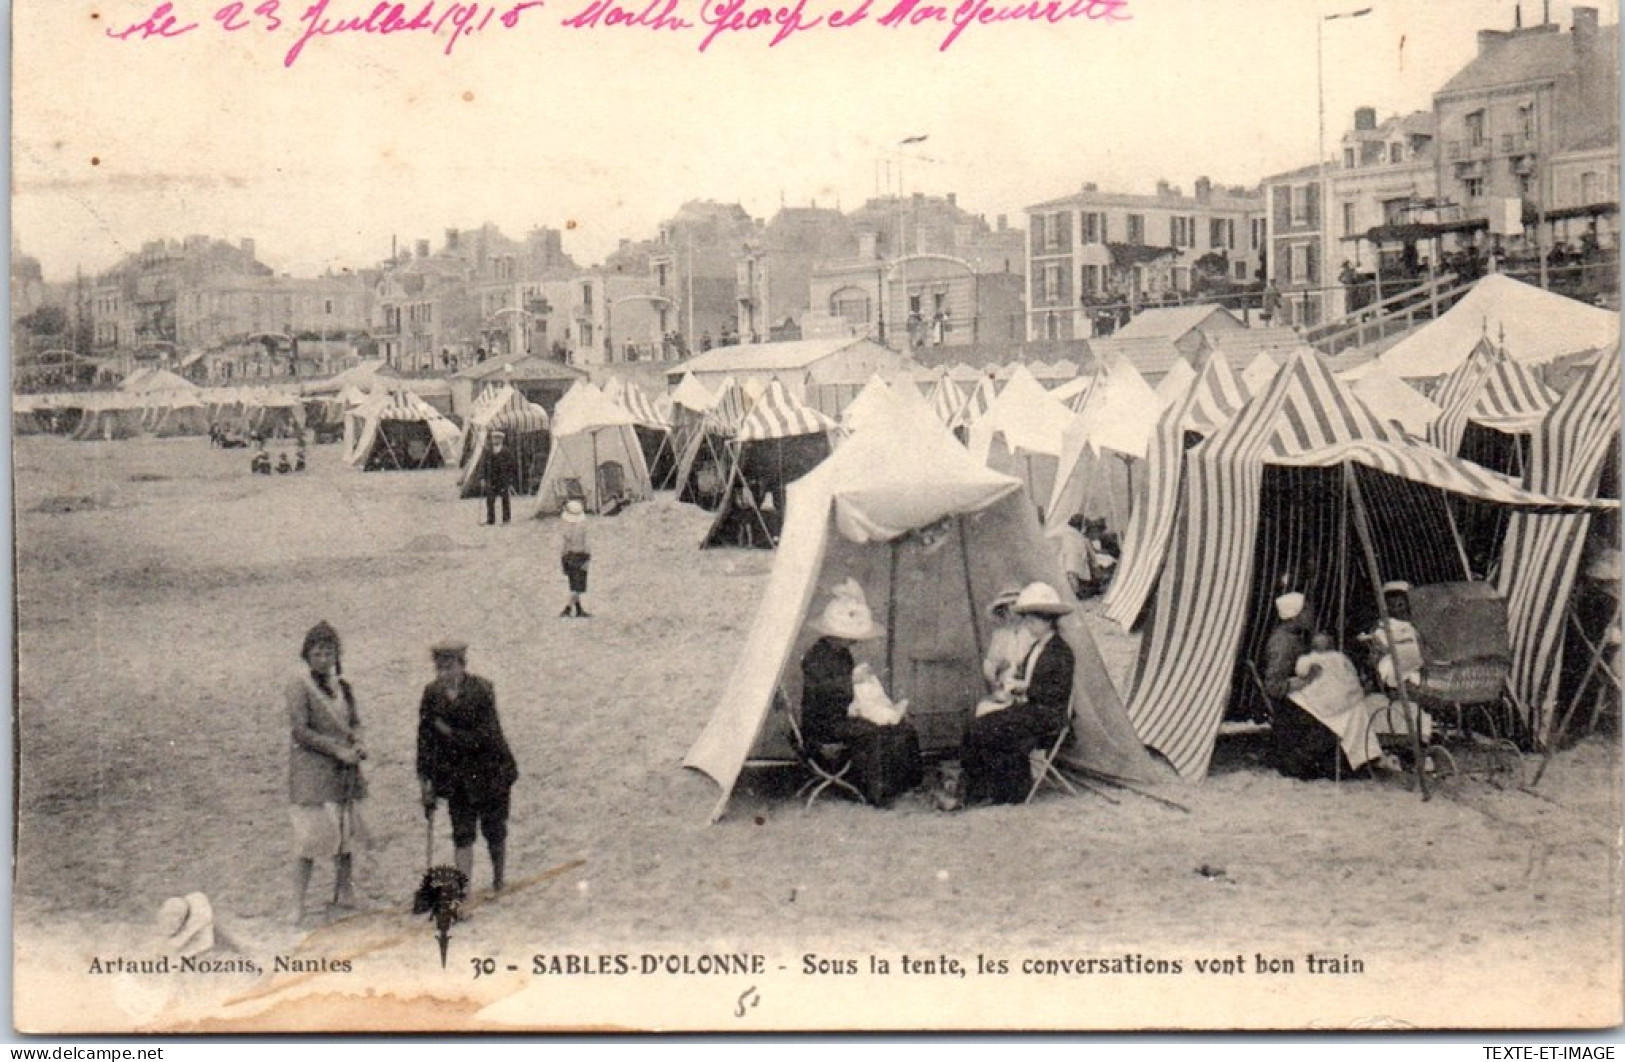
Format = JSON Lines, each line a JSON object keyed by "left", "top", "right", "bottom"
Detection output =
{"left": 799, "top": 579, "right": 923, "bottom": 807}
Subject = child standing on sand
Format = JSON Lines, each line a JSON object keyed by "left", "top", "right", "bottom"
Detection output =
{"left": 559, "top": 499, "right": 592, "bottom": 618}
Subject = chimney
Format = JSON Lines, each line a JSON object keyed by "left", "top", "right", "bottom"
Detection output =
{"left": 1156, "top": 179, "right": 1172, "bottom": 197}
{"left": 1195, "top": 176, "right": 1212, "bottom": 203}
{"left": 445, "top": 228, "right": 460, "bottom": 250}
{"left": 1478, "top": 28, "right": 1510, "bottom": 52}
{"left": 1082, "top": 181, "right": 1098, "bottom": 193}
{"left": 416, "top": 239, "right": 430, "bottom": 258}
{"left": 1574, "top": 6, "right": 1598, "bottom": 44}
{"left": 1354, "top": 106, "right": 1378, "bottom": 131}
{"left": 239, "top": 237, "right": 256, "bottom": 260}
{"left": 1515, "top": 3, "right": 1522, "bottom": 28}
{"left": 947, "top": 192, "right": 957, "bottom": 208}
{"left": 997, "top": 214, "right": 1008, "bottom": 232}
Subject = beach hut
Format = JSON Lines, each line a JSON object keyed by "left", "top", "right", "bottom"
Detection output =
{"left": 682, "top": 393, "right": 1169, "bottom": 822}
{"left": 603, "top": 376, "right": 676, "bottom": 490}
{"left": 1121, "top": 349, "right": 1607, "bottom": 781}
{"left": 701, "top": 381, "right": 836, "bottom": 549}
{"left": 1045, "top": 353, "right": 1162, "bottom": 533}
{"left": 967, "top": 365, "right": 1074, "bottom": 515}
{"left": 1499, "top": 349, "right": 1621, "bottom": 740}
{"left": 346, "top": 390, "right": 463, "bottom": 470}
{"left": 457, "top": 384, "right": 551, "bottom": 499}
{"left": 531, "top": 380, "right": 652, "bottom": 516}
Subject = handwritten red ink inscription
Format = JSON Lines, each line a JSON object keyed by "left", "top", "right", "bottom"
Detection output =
{"left": 102, "top": 0, "right": 1128, "bottom": 64}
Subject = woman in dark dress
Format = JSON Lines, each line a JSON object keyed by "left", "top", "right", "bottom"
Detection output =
{"left": 417, "top": 640, "right": 520, "bottom": 894}
{"left": 958, "top": 582, "right": 1076, "bottom": 806}
{"left": 799, "top": 579, "right": 923, "bottom": 807}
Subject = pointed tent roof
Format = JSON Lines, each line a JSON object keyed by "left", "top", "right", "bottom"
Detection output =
{"left": 955, "top": 372, "right": 1000, "bottom": 430}
{"left": 838, "top": 374, "right": 894, "bottom": 435}
{"left": 1126, "top": 349, "right": 1612, "bottom": 780}
{"left": 968, "top": 364, "right": 1075, "bottom": 462}
{"left": 1377, "top": 274, "right": 1618, "bottom": 379}
{"left": 682, "top": 409, "right": 1166, "bottom": 820}
{"left": 669, "top": 372, "right": 716, "bottom": 415}
{"left": 1427, "top": 338, "right": 1559, "bottom": 455}
{"left": 346, "top": 389, "right": 463, "bottom": 467}
{"left": 1152, "top": 358, "right": 1197, "bottom": 411}
{"left": 603, "top": 377, "right": 668, "bottom": 429}
{"left": 120, "top": 368, "right": 197, "bottom": 394}
{"left": 736, "top": 379, "right": 836, "bottom": 442}
{"left": 926, "top": 373, "right": 968, "bottom": 427}
{"left": 1347, "top": 361, "right": 1442, "bottom": 436}
{"left": 550, "top": 379, "right": 638, "bottom": 438}
{"left": 1240, "top": 351, "right": 1280, "bottom": 394}
{"left": 1065, "top": 352, "right": 1161, "bottom": 460}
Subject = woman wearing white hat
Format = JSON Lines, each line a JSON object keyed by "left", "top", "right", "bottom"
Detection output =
{"left": 799, "top": 579, "right": 923, "bottom": 807}
{"left": 1261, "top": 589, "right": 1343, "bottom": 780}
{"left": 955, "top": 581, "right": 1076, "bottom": 807}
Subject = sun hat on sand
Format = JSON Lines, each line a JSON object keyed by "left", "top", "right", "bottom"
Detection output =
{"left": 810, "top": 579, "right": 884, "bottom": 641}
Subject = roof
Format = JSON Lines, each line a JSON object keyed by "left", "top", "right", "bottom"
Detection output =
{"left": 1086, "top": 336, "right": 1190, "bottom": 381}
{"left": 667, "top": 337, "right": 883, "bottom": 376}
{"left": 1436, "top": 27, "right": 1581, "bottom": 97}
{"left": 453, "top": 353, "right": 585, "bottom": 383}
{"left": 1115, "top": 304, "right": 1242, "bottom": 343}
{"left": 1028, "top": 186, "right": 1262, "bottom": 213}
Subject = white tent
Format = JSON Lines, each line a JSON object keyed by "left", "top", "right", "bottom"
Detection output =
{"left": 1240, "top": 352, "right": 1280, "bottom": 394}
{"left": 149, "top": 391, "right": 211, "bottom": 437}
{"left": 837, "top": 374, "right": 895, "bottom": 436}
{"left": 967, "top": 364, "right": 1075, "bottom": 513}
{"left": 1152, "top": 358, "right": 1197, "bottom": 411}
{"left": 1346, "top": 362, "right": 1442, "bottom": 436}
{"left": 1376, "top": 274, "right": 1618, "bottom": 379}
{"left": 1046, "top": 354, "right": 1162, "bottom": 532}
{"left": 532, "top": 380, "right": 653, "bottom": 516}
{"left": 682, "top": 396, "right": 1168, "bottom": 822}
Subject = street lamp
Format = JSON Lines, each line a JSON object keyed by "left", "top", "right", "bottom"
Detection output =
{"left": 1318, "top": 7, "right": 1371, "bottom": 328}
{"left": 896, "top": 135, "right": 929, "bottom": 355}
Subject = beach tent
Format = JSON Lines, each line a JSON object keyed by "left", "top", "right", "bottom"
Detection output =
{"left": 701, "top": 381, "right": 836, "bottom": 549}
{"left": 1347, "top": 362, "right": 1442, "bottom": 436}
{"left": 457, "top": 384, "right": 551, "bottom": 499}
{"left": 603, "top": 377, "right": 676, "bottom": 490}
{"left": 71, "top": 392, "right": 144, "bottom": 441}
{"left": 1152, "top": 358, "right": 1197, "bottom": 411}
{"left": 673, "top": 376, "right": 748, "bottom": 510}
{"left": 837, "top": 374, "right": 895, "bottom": 436}
{"left": 1240, "top": 352, "right": 1280, "bottom": 395}
{"left": 683, "top": 397, "right": 1169, "bottom": 822}
{"left": 1376, "top": 275, "right": 1618, "bottom": 380}
{"left": 303, "top": 358, "right": 386, "bottom": 396}
{"left": 1499, "top": 348, "right": 1621, "bottom": 737}
{"left": 1426, "top": 339, "right": 1561, "bottom": 579}
{"left": 954, "top": 373, "right": 1000, "bottom": 432}
{"left": 662, "top": 373, "right": 715, "bottom": 492}
{"left": 245, "top": 389, "right": 306, "bottom": 439}
{"left": 346, "top": 390, "right": 463, "bottom": 470}
{"left": 149, "top": 391, "right": 211, "bottom": 437}
{"left": 12, "top": 394, "right": 48, "bottom": 435}
{"left": 531, "top": 380, "right": 652, "bottom": 516}
{"left": 1101, "top": 349, "right": 1252, "bottom": 630}
{"left": 119, "top": 368, "right": 197, "bottom": 396}
{"left": 926, "top": 373, "right": 969, "bottom": 428}
{"left": 967, "top": 365, "right": 1074, "bottom": 515}
{"left": 1122, "top": 349, "right": 1609, "bottom": 780}
{"left": 1046, "top": 352, "right": 1162, "bottom": 533}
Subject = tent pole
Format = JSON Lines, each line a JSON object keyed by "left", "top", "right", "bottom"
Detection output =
{"left": 1338, "top": 465, "right": 1350, "bottom": 645}
{"left": 1534, "top": 599, "right": 1624, "bottom": 786}
{"left": 957, "top": 515, "right": 985, "bottom": 663}
{"left": 591, "top": 431, "right": 601, "bottom": 512}
{"left": 1441, "top": 492, "right": 1475, "bottom": 579}
{"left": 1346, "top": 462, "right": 1431, "bottom": 800}
{"left": 885, "top": 538, "right": 900, "bottom": 691}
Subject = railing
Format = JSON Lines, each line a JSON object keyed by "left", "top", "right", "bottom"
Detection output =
{"left": 1304, "top": 272, "right": 1470, "bottom": 356}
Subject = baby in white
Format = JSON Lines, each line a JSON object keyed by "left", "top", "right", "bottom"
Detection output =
{"left": 848, "top": 662, "right": 909, "bottom": 727}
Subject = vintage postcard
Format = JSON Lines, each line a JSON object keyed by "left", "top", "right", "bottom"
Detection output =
{"left": 9, "top": 0, "right": 1622, "bottom": 1036}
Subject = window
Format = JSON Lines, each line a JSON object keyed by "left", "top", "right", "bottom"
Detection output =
{"left": 581, "top": 283, "right": 593, "bottom": 311}
{"left": 1030, "top": 214, "right": 1046, "bottom": 251}
{"left": 1172, "top": 266, "right": 1190, "bottom": 292}
{"left": 1519, "top": 104, "right": 1535, "bottom": 143}
{"left": 831, "top": 288, "right": 870, "bottom": 325}
{"left": 1045, "top": 211, "right": 1067, "bottom": 251}
{"left": 324, "top": 299, "right": 334, "bottom": 315}
{"left": 1081, "top": 212, "right": 1106, "bottom": 244}
{"left": 1390, "top": 143, "right": 1403, "bottom": 164}
{"left": 1581, "top": 171, "right": 1600, "bottom": 203}
{"left": 1342, "top": 202, "right": 1356, "bottom": 237}
{"left": 1291, "top": 183, "right": 1319, "bottom": 226}
{"left": 1126, "top": 214, "right": 1145, "bottom": 245}
{"left": 1251, "top": 218, "right": 1265, "bottom": 251}
{"left": 1209, "top": 218, "right": 1234, "bottom": 250}
{"left": 1464, "top": 176, "right": 1485, "bottom": 200}
{"left": 1343, "top": 148, "right": 1355, "bottom": 169}
{"left": 1234, "top": 260, "right": 1248, "bottom": 281}
{"left": 1171, "top": 216, "right": 1196, "bottom": 248}
{"left": 1519, "top": 172, "right": 1536, "bottom": 198}
{"left": 1382, "top": 197, "right": 1410, "bottom": 225}
{"left": 1082, "top": 264, "right": 1101, "bottom": 293}
{"left": 1465, "top": 110, "right": 1486, "bottom": 148}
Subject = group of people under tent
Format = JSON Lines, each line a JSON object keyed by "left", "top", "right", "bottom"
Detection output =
{"left": 1258, "top": 579, "right": 1433, "bottom": 782}
{"left": 796, "top": 578, "right": 1078, "bottom": 812}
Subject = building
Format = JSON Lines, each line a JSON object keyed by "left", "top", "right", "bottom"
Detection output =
{"left": 1023, "top": 178, "right": 1265, "bottom": 341}
{"left": 467, "top": 225, "right": 580, "bottom": 363}
{"left": 734, "top": 204, "right": 855, "bottom": 343}
{"left": 89, "top": 236, "right": 271, "bottom": 375}
{"left": 806, "top": 194, "right": 1027, "bottom": 350}
{"left": 1266, "top": 6, "right": 1619, "bottom": 330}
{"left": 662, "top": 336, "right": 910, "bottom": 413}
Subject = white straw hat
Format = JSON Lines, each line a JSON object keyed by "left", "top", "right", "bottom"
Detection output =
{"left": 1274, "top": 591, "right": 1306, "bottom": 620}
{"left": 1012, "top": 581, "right": 1072, "bottom": 617}
{"left": 810, "top": 579, "right": 884, "bottom": 641}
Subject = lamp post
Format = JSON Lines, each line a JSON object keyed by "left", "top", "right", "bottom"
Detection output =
{"left": 1318, "top": 7, "right": 1371, "bottom": 327}
{"left": 896, "top": 135, "right": 928, "bottom": 355}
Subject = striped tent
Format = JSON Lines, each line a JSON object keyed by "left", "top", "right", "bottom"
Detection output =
{"left": 456, "top": 384, "right": 551, "bottom": 499}
{"left": 702, "top": 380, "right": 837, "bottom": 549}
{"left": 954, "top": 373, "right": 999, "bottom": 431}
{"left": 664, "top": 373, "right": 715, "bottom": 492}
{"left": 1498, "top": 349, "right": 1621, "bottom": 736}
{"left": 673, "top": 376, "right": 751, "bottom": 510}
{"left": 1102, "top": 349, "right": 1251, "bottom": 629}
{"left": 602, "top": 377, "right": 676, "bottom": 490}
{"left": 927, "top": 374, "right": 968, "bottom": 427}
{"left": 1427, "top": 339, "right": 1560, "bottom": 580}
{"left": 346, "top": 390, "right": 462, "bottom": 470}
{"left": 1427, "top": 339, "right": 1559, "bottom": 458}
{"left": 1123, "top": 349, "right": 1609, "bottom": 780}
{"left": 1240, "top": 352, "right": 1280, "bottom": 395}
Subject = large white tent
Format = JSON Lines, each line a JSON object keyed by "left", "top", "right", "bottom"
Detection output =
{"left": 531, "top": 380, "right": 653, "bottom": 516}
{"left": 1375, "top": 275, "right": 1618, "bottom": 379}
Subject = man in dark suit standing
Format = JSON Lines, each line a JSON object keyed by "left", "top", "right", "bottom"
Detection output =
{"left": 483, "top": 430, "right": 520, "bottom": 525}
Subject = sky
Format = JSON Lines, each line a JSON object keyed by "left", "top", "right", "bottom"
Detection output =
{"left": 10, "top": 0, "right": 1620, "bottom": 281}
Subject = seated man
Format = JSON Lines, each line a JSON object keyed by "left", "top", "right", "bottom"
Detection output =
{"left": 1360, "top": 580, "right": 1424, "bottom": 690}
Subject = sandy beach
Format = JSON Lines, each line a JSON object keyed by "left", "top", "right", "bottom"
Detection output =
{"left": 11, "top": 432, "right": 1621, "bottom": 1032}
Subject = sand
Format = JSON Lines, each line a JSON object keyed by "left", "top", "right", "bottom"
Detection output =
{"left": 10, "top": 434, "right": 1622, "bottom": 1032}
